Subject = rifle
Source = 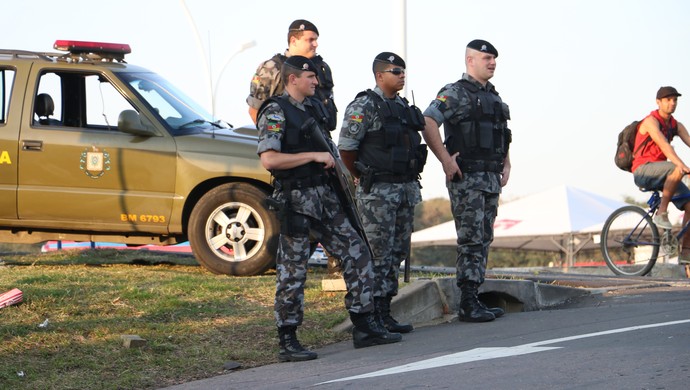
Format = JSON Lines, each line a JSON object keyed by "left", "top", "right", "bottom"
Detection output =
{"left": 302, "top": 117, "right": 374, "bottom": 258}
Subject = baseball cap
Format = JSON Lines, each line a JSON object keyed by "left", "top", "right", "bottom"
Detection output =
{"left": 656, "top": 86, "right": 682, "bottom": 99}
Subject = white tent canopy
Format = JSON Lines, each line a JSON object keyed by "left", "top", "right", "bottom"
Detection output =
{"left": 411, "top": 185, "right": 643, "bottom": 266}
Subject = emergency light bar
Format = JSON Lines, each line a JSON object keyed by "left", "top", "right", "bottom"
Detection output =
{"left": 53, "top": 40, "right": 131, "bottom": 61}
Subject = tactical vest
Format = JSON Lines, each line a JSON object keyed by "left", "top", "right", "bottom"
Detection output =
{"left": 357, "top": 90, "right": 427, "bottom": 177}
{"left": 271, "top": 54, "right": 337, "bottom": 130}
{"left": 258, "top": 95, "right": 331, "bottom": 181}
{"left": 444, "top": 79, "right": 511, "bottom": 173}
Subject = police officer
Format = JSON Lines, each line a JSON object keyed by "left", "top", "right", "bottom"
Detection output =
{"left": 421, "top": 40, "right": 512, "bottom": 322}
{"left": 257, "top": 56, "right": 401, "bottom": 362}
{"left": 247, "top": 19, "right": 336, "bottom": 129}
{"left": 338, "top": 52, "right": 426, "bottom": 334}
{"left": 248, "top": 19, "right": 340, "bottom": 273}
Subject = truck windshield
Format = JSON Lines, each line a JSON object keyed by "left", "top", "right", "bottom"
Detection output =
{"left": 116, "top": 72, "right": 228, "bottom": 133}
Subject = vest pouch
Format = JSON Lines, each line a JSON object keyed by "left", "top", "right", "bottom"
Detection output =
{"left": 384, "top": 121, "right": 402, "bottom": 147}
{"left": 479, "top": 94, "right": 495, "bottom": 116}
{"left": 493, "top": 101, "right": 505, "bottom": 121}
{"left": 478, "top": 121, "right": 494, "bottom": 149}
{"left": 390, "top": 146, "right": 409, "bottom": 173}
{"left": 493, "top": 127, "right": 504, "bottom": 152}
{"left": 406, "top": 105, "right": 426, "bottom": 131}
{"left": 323, "top": 100, "right": 338, "bottom": 131}
{"left": 461, "top": 122, "right": 477, "bottom": 148}
{"left": 416, "top": 144, "right": 428, "bottom": 173}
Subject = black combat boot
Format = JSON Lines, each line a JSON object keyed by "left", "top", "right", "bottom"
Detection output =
{"left": 460, "top": 299, "right": 505, "bottom": 318}
{"left": 477, "top": 299, "right": 505, "bottom": 318}
{"left": 350, "top": 312, "right": 402, "bottom": 349}
{"left": 277, "top": 326, "right": 318, "bottom": 362}
{"left": 458, "top": 282, "right": 495, "bottom": 323}
{"left": 376, "top": 296, "right": 413, "bottom": 333}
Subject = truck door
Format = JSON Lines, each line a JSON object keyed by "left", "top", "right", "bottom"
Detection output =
{"left": 17, "top": 69, "right": 176, "bottom": 232}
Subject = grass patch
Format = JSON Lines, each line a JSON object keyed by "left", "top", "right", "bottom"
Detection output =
{"left": 0, "top": 249, "right": 353, "bottom": 389}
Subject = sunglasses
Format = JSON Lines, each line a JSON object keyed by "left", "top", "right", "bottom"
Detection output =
{"left": 382, "top": 68, "right": 405, "bottom": 76}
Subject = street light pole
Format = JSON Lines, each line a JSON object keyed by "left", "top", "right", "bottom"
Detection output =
{"left": 180, "top": 0, "right": 256, "bottom": 117}
{"left": 212, "top": 40, "right": 256, "bottom": 118}
{"left": 179, "top": 0, "right": 213, "bottom": 109}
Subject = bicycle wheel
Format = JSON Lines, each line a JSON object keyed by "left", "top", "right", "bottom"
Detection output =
{"left": 600, "top": 205, "right": 659, "bottom": 276}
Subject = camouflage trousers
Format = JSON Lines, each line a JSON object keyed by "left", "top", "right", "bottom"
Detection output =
{"left": 357, "top": 184, "right": 416, "bottom": 298}
{"left": 449, "top": 186, "right": 499, "bottom": 285}
{"left": 274, "top": 210, "right": 375, "bottom": 328}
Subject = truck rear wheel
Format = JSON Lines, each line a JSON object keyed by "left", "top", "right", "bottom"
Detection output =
{"left": 188, "top": 183, "right": 278, "bottom": 276}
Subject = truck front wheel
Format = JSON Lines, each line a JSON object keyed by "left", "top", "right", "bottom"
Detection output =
{"left": 188, "top": 183, "right": 278, "bottom": 276}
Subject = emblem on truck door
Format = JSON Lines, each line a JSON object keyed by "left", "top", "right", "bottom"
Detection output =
{"left": 80, "top": 147, "right": 111, "bottom": 178}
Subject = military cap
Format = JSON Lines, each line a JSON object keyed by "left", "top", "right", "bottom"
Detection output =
{"left": 373, "top": 52, "right": 406, "bottom": 73}
{"left": 283, "top": 55, "right": 317, "bottom": 73}
{"left": 467, "top": 39, "right": 498, "bottom": 57}
{"left": 289, "top": 19, "right": 319, "bottom": 36}
{"left": 657, "top": 86, "right": 682, "bottom": 99}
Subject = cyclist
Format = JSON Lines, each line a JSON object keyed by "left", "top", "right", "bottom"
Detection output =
{"left": 631, "top": 86, "right": 690, "bottom": 263}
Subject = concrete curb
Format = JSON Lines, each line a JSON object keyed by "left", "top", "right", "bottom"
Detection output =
{"left": 333, "top": 276, "right": 593, "bottom": 331}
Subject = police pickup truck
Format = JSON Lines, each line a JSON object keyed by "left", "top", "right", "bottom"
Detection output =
{"left": 0, "top": 40, "right": 278, "bottom": 276}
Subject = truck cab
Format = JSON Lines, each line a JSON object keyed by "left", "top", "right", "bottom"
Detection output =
{"left": 0, "top": 40, "right": 279, "bottom": 276}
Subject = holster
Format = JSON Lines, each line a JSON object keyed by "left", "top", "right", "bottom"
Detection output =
{"left": 265, "top": 196, "right": 290, "bottom": 235}
{"left": 355, "top": 161, "right": 374, "bottom": 194}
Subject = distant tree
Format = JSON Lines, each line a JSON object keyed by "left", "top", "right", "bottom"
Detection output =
{"left": 414, "top": 198, "right": 452, "bottom": 231}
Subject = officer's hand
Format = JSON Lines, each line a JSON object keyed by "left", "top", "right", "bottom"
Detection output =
{"left": 501, "top": 166, "right": 511, "bottom": 187}
{"left": 443, "top": 152, "right": 462, "bottom": 182}
{"left": 314, "top": 152, "right": 335, "bottom": 169}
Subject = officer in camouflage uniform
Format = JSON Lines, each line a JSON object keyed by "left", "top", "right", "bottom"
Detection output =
{"left": 248, "top": 19, "right": 340, "bottom": 273}
{"left": 338, "top": 52, "right": 426, "bottom": 334}
{"left": 422, "top": 40, "right": 512, "bottom": 323}
{"left": 257, "top": 56, "right": 401, "bottom": 362}
{"left": 247, "top": 19, "right": 336, "bottom": 129}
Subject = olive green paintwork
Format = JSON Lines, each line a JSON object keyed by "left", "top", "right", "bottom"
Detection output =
{"left": 0, "top": 48, "right": 272, "bottom": 246}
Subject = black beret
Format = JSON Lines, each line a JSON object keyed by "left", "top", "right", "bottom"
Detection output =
{"left": 283, "top": 55, "right": 317, "bottom": 73}
{"left": 467, "top": 39, "right": 498, "bottom": 57}
{"left": 288, "top": 19, "right": 319, "bottom": 36}
{"left": 373, "top": 52, "right": 406, "bottom": 72}
{"left": 657, "top": 86, "right": 682, "bottom": 99}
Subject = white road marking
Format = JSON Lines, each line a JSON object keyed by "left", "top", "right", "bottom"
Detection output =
{"left": 316, "top": 318, "right": 690, "bottom": 385}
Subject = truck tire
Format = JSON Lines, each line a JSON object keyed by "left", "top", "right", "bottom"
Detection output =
{"left": 188, "top": 183, "right": 278, "bottom": 276}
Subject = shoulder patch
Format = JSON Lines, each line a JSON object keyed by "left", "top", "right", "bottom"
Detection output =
{"left": 350, "top": 112, "right": 364, "bottom": 123}
{"left": 266, "top": 113, "right": 284, "bottom": 121}
{"left": 267, "top": 122, "right": 282, "bottom": 132}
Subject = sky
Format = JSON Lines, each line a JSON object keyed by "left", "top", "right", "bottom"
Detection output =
{"left": 4, "top": 0, "right": 690, "bottom": 204}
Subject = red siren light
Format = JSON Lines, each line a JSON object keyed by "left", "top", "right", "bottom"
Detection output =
{"left": 53, "top": 40, "right": 131, "bottom": 60}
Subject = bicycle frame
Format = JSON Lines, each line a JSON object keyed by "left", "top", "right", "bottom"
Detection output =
{"left": 646, "top": 190, "right": 690, "bottom": 241}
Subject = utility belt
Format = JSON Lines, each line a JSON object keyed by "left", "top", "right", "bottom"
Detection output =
{"left": 274, "top": 174, "right": 329, "bottom": 191}
{"left": 355, "top": 161, "right": 418, "bottom": 193}
{"left": 373, "top": 173, "right": 417, "bottom": 183}
{"left": 457, "top": 158, "right": 504, "bottom": 173}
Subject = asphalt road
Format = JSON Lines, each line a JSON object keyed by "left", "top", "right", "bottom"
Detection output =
{"left": 164, "top": 282, "right": 690, "bottom": 390}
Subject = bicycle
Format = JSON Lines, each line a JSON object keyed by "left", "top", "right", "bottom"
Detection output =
{"left": 600, "top": 190, "right": 690, "bottom": 276}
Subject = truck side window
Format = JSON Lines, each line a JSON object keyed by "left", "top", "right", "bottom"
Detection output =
{"left": 35, "top": 71, "right": 135, "bottom": 131}
{"left": 34, "top": 72, "right": 62, "bottom": 126}
{"left": 0, "top": 68, "right": 15, "bottom": 125}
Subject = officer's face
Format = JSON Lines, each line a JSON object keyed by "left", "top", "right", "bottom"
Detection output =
{"left": 379, "top": 65, "right": 406, "bottom": 92}
{"left": 295, "top": 71, "right": 318, "bottom": 97}
{"left": 290, "top": 31, "right": 319, "bottom": 58}
{"left": 468, "top": 51, "right": 496, "bottom": 83}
